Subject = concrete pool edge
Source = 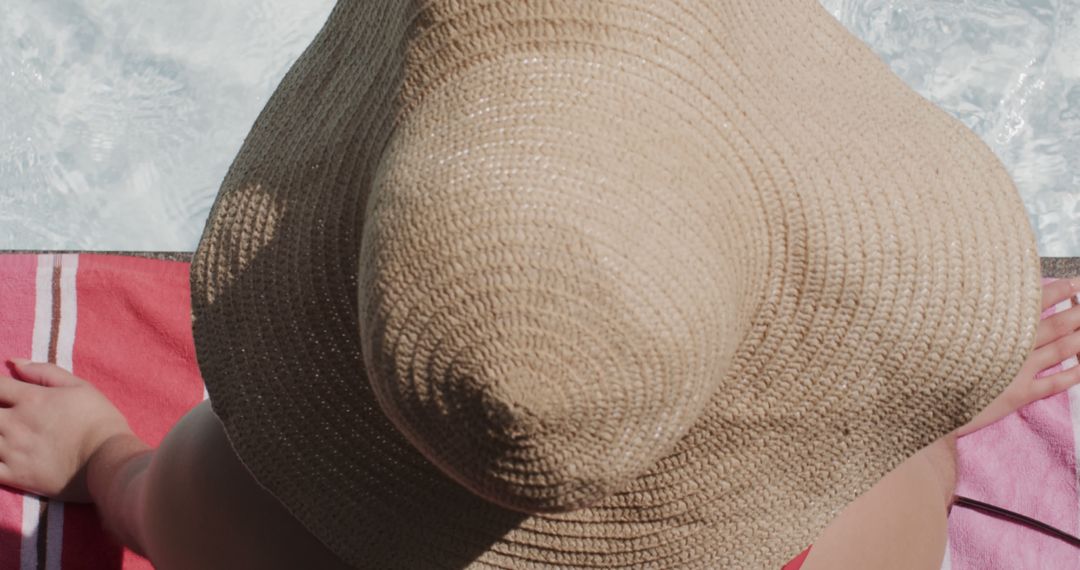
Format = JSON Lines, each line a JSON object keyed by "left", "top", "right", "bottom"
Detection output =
{"left": 0, "top": 251, "right": 1078, "bottom": 277}
{"left": 1041, "top": 258, "right": 1080, "bottom": 278}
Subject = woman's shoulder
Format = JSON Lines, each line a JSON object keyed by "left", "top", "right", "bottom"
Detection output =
{"left": 140, "top": 399, "right": 351, "bottom": 569}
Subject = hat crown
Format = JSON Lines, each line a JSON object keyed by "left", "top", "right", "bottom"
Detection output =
{"left": 356, "top": 85, "right": 750, "bottom": 511}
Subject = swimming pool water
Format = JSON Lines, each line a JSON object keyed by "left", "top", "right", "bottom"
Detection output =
{"left": 1, "top": 1, "right": 1077, "bottom": 254}
{"left": 0, "top": 0, "right": 336, "bottom": 250}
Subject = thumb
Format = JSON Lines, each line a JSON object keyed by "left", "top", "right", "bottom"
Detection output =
{"left": 9, "top": 359, "right": 84, "bottom": 388}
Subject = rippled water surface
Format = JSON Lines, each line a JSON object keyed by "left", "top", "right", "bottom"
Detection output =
{"left": 0, "top": 0, "right": 336, "bottom": 249}
{"left": 1, "top": 1, "right": 1078, "bottom": 254}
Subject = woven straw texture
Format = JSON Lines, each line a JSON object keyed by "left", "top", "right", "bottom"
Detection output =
{"left": 190, "top": 1, "right": 1042, "bottom": 568}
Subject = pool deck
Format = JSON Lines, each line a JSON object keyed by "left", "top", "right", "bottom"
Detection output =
{"left": 1041, "top": 257, "right": 1080, "bottom": 278}
{"left": 3, "top": 252, "right": 1077, "bottom": 277}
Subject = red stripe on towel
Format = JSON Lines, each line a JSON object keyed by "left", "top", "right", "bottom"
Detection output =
{"left": 60, "top": 255, "right": 204, "bottom": 570}
{"left": 0, "top": 256, "right": 40, "bottom": 570}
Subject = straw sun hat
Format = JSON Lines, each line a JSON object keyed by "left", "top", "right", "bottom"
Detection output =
{"left": 190, "top": 1, "right": 1042, "bottom": 567}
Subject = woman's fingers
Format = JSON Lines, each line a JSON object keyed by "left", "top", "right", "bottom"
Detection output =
{"left": 1036, "top": 303, "right": 1080, "bottom": 348}
{"left": 1034, "top": 364, "right": 1080, "bottom": 399}
{"left": 1041, "top": 278, "right": 1080, "bottom": 311}
{"left": 0, "top": 377, "right": 30, "bottom": 406}
{"left": 1029, "top": 328, "right": 1080, "bottom": 373}
{"left": 9, "top": 359, "right": 82, "bottom": 388}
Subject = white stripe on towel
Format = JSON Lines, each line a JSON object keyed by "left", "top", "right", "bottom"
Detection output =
{"left": 21, "top": 255, "right": 54, "bottom": 570}
{"left": 45, "top": 254, "right": 78, "bottom": 570}
{"left": 20, "top": 254, "right": 79, "bottom": 570}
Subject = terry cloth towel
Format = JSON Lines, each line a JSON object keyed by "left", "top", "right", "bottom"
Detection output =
{"left": 945, "top": 276, "right": 1080, "bottom": 569}
{"left": 0, "top": 253, "right": 204, "bottom": 570}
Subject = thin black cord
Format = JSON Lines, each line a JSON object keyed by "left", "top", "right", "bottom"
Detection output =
{"left": 952, "top": 495, "right": 1080, "bottom": 548}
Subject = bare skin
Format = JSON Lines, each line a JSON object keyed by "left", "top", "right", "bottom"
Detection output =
{"left": 0, "top": 279, "right": 1077, "bottom": 569}
{"left": 804, "top": 277, "right": 1080, "bottom": 569}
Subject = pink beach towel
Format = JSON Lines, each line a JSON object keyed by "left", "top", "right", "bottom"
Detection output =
{"left": 0, "top": 253, "right": 203, "bottom": 569}
{"left": 946, "top": 277, "right": 1080, "bottom": 569}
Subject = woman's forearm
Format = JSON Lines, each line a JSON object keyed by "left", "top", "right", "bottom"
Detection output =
{"left": 84, "top": 433, "right": 155, "bottom": 557}
{"left": 801, "top": 432, "right": 958, "bottom": 570}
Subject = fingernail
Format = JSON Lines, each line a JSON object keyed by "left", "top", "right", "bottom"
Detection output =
{"left": 9, "top": 358, "right": 31, "bottom": 366}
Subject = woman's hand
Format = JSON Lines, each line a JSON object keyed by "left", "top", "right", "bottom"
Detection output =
{"left": 0, "top": 359, "right": 138, "bottom": 503}
{"left": 957, "top": 278, "right": 1080, "bottom": 437}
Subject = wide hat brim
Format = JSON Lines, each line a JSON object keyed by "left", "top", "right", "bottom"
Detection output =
{"left": 190, "top": 1, "right": 1042, "bottom": 568}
